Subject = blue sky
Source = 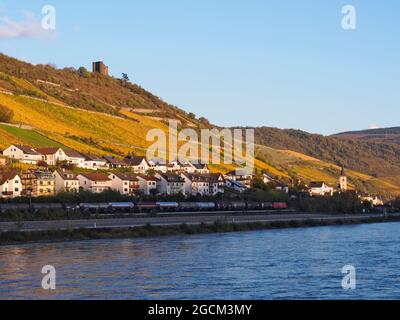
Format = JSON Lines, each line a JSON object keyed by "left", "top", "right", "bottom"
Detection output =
{"left": 0, "top": 0, "right": 399, "bottom": 135}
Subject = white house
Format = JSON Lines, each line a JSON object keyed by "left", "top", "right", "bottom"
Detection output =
{"left": 103, "top": 156, "right": 129, "bottom": 169}
{"left": 3, "top": 145, "right": 42, "bottom": 164}
{"left": 181, "top": 173, "right": 225, "bottom": 196}
{"left": 360, "top": 195, "right": 384, "bottom": 207}
{"left": 148, "top": 158, "right": 168, "bottom": 173}
{"left": 37, "top": 147, "right": 67, "bottom": 166}
{"left": 82, "top": 154, "right": 108, "bottom": 171}
{"left": 136, "top": 175, "right": 159, "bottom": 195}
{"left": 224, "top": 169, "right": 254, "bottom": 189}
{"left": 308, "top": 182, "right": 334, "bottom": 197}
{"left": 77, "top": 173, "right": 112, "bottom": 193}
{"left": 191, "top": 163, "right": 210, "bottom": 174}
{"left": 0, "top": 171, "right": 22, "bottom": 198}
{"left": 63, "top": 149, "right": 86, "bottom": 168}
{"left": 53, "top": 169, "right": 80, "bottom": 193}
{"left": 155, "top": 173, "right": 185, "bottom": 196}
{"left": 108, "top": 172, "right": 139, "bottom": 195}
{"left": 123, "top": 156, "right": 150, "bottom": 174}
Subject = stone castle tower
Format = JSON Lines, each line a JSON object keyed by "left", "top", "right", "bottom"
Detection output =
{"left": 339, "top": 166, "right": 347, "bottom": 191}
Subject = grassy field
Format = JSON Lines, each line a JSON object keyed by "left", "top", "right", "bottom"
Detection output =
{"left": 0, "top": 123, "right": 62, "bottom": 148}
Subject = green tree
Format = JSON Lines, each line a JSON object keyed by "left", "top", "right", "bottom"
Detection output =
{"left": 78, "top": 66, "right": 90, "bottom": 78}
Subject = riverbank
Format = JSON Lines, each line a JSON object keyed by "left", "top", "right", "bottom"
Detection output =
{"left": 1, "top": 214, "right": 399, "bottom": 245}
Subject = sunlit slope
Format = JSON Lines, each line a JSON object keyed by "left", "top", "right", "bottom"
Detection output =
{"left": 0, "top": 93, "right": 170, "bottom": 155}
{"left": 256, "top": 144, "right": 400, "bottom": 197}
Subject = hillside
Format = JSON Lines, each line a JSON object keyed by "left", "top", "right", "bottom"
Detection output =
{"left": 0, "top": 53, "right": 399, "bottom": 198}
{"left": 253, "top": 127, "right": 400, "bottom": 194}
{"left": 334, "top": 127, "right": 400, "bottom": 145}
{"left": 0, "top": 53, "right": 205, "bottom": 128}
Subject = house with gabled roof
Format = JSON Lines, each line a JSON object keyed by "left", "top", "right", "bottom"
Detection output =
{"left": 53, "top": 168, "right": 79, "bottom": 193}
{"left": 136, "top": 175, "right": 159, "bottom": 195}
{"left": 155, "top": 173, "right": 185, "bottom": 195}
{"left": 82, "top": 154, "right": 108, "bottom": 170}
{"left": 148, "top": 158, "right": 168, "bottom": 173}
{"left": 63, "top": 149, "right": 86, "bottom": 168}
{"left": 103, "top": 156, "right": 129, "bottom": 169}
{"left": 123, "top": 156, "right": 150, "bottom": 174}
{"left": 181, "top": 173, "right": 225, "bottom": 196}
{"left": 3, "top": 145, "right": 42, "bottom": 164}
{"left": 308, "top": 181, "right": 334, "bottom": 197}
{"left": 108, "top": 172, "right": 139, "bottom": 195}
{"left": 36, "top": 147, "right": 67, "bottom": 166}
{"left": 190, "top": 162, "right": 210, "bottom": 174}
{"left": 77, "top": 173, "right": 112, "bottom": 193}
{"left": 0, "top": 171, "right": 22, "bottom": 198}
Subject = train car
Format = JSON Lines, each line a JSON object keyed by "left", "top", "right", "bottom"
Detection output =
{"left": 196, "top": 202, "right": 216, "bottom": 211}
{"left": 272, "top": 202, "right": 288, "bottom": 210}
{"left": 157, "top": 202, "right": 179, "bottom": 212}
{"left": 136, "top": 202, "right": 160, "bottom": 213}
{"left": 33, "top": 203, "right": 64, "bottom": 210}
{"left": 0, "top": 203, "right": 31, "bottom": 213}
{"left": 64, "top": 203, "right": 79, "bottom": 211}
{"left": 216, "top": 201, "right": 247, "bottom": 211}
{"left": 178, "top": 202, "right": 199, "bottom": 211}
{"left": 109, "top": 202, "right": 135, "bottom": 213}
{"left": 79, "top": 203, "right": 110, "bottom": 213}
{"left": 246, "top": 201, "right": 261, "bottom": 210}
{"left": 259, "top": 202, "right": 273, "bottom": 210}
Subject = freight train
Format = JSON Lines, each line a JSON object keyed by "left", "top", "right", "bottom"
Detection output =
{"left": 0, "top": 201, "right": 289, "bottom": 214}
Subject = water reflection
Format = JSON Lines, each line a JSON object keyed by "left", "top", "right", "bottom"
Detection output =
{"left": 1, "top": 223, "right": 400, "bottom": 299}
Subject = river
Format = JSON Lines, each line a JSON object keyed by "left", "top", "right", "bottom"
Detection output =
{"left": 1, "top": 222, "right": 400, "bottom": 300}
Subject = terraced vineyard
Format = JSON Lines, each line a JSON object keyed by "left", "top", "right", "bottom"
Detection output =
{"left": 0, "top": 53, "right": 399, "bottom": 198}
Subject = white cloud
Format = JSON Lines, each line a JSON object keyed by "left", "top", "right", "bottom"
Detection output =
{"left": 0, "top": 13, "right": 50, "bottom": 39}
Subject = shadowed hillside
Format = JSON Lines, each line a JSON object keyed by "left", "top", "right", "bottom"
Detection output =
{"left": 253, "top": 127, "right": 400, "bottom": 185}
{"left": 334, "top": 127, "right": 400, "bottom": 145}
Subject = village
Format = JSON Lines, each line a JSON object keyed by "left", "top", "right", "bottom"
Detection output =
{"left": 0, "top": 143, "right": 384, "bottom": 207}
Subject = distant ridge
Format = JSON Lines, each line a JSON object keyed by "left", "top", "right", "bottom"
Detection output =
{"left": 334, "top": 127, "right": 400, "bottom": 136}
{"left": 333, "top": 126, "right": 400, "bottom": 145}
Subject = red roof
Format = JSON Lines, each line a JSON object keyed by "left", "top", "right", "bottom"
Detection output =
{"left": 0, "top": 171, "right": 19, "bottom": 185}
{"left": 36, "top": 147, "right": 62, "bottom": 155}
{"left": 79, "top": 173, "right": 110, "bottom": 182}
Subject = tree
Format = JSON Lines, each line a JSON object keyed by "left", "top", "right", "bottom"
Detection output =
{"left": 0, "top": 105, "right": 14, "bottom": 123}
{"left": 199, "top": 117, "right": 210, "bottom": 125}
{"left": 188, "top": 112, "right": 196, "bottom": 119}
{"left": 77, "top": 67, "right": 90, "bottom": 78}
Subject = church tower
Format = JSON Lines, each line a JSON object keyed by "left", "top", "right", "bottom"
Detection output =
{"left": 339, "top": 166, "right": 347, "bottom": 192}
